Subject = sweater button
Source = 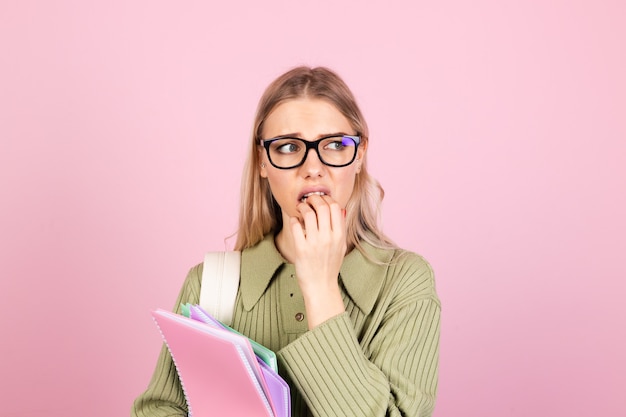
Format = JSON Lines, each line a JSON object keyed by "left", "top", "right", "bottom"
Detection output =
{"left": 295, "top": 312, "right": 304, "bottom": 322}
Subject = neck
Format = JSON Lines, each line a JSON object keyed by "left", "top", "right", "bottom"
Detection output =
{"left": 272, "top": 210, "right": 295, "bottom": 262}
{"left": 275, "top": 226, "right": 296, "bottom": 264}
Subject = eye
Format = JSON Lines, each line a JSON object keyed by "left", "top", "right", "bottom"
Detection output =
{"left": 325, "top": 140, "right": 344, "bottom": 151}
{"left": 324, "top": 136, "right": 355, "bottom": 151}
{"left": 274, "top": 141, "right": 300, "bottom": 154}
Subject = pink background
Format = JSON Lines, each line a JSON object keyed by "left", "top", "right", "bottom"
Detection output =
{"left": 1, "top": 1, "right": 624, "bottom": 416}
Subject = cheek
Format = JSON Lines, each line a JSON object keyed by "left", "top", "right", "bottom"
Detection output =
{"left": 265, "top": 173, "right": 293, "bottom": 205}
{"left": 335, "top": 171, "right": 359, "bottom": 206}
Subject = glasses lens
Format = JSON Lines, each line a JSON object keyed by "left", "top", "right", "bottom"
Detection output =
{"left": 267, "top": 138, "right": 305, "bottom": 168}
{"left": 319, "top": 136, "right": 357, "bottom": 166}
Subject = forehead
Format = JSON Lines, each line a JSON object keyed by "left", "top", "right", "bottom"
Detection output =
{"left": 263, "top": 98, "right": 353, "bottom": 138}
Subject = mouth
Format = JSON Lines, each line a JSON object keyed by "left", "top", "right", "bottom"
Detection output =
{"left": 300, "top": 191, "right": 327, "bottom": 203}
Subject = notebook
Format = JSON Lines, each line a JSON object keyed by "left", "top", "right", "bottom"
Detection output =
{"left": 152, "top": 308, "right": 290, "bottom": 417}
{"left": 184, "top": 303, "right": 288, "bottom": 417}
{"left": 185, "top": 303, "right": 278, "bottom": 372}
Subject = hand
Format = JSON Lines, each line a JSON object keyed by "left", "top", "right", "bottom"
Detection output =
{"left": 287, "top": 194, "right": 347, "bottom": 329}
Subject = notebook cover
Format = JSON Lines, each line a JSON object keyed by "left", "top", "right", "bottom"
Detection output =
{"left": 258, "top": 359, "right": 291, "bottom": 417}
{"left": 188, "top": 303, "right": 279, "bottom": 372}
{"left": 151, "top": 309, "right": 274, "bottom": 417}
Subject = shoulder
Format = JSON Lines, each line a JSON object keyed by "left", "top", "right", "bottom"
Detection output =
{"left": 180, "top": 262, "right": 204, "bottom": 299}
{"left": 186, "top": 262, "right": 204, "bottom": 285}
{"left": 391, "top": 249, "right": 435, "bottom": 285}
{"left": 376, "top": 246, "right": 438, "bottom": 304}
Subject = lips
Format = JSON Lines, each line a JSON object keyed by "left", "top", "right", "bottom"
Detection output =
{"left": 300, "top": 191, "right": 326, "bottom": 203}
{"left": 298, "top": 188, "right": 331, "bottom": 203}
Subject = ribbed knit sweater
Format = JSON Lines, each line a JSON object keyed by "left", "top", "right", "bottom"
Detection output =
{"left": 131, "top": 234, "right": 440, "bottom": 417}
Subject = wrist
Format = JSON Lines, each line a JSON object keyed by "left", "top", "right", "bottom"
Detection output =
{"left": 302, "top": 285, "right": 345, "bottom": 330}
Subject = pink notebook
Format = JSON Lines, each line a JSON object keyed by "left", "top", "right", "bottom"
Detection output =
{"left": 152, "top": 309, "right": 275, "bottom": 417}
{"left": 185, "top": 304, "right": 290, "bottom": 417}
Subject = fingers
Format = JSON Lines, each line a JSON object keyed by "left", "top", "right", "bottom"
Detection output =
{"left": 296, "top": 194, "right": 343, "bottom": 235}
{"left": 289, "top": 215, "right": 306, "bottom": 246}
{"left": 324, "top": 195, "right": 344, "bottom": 234}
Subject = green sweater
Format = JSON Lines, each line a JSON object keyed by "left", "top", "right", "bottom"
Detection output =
{"left": 131, "top": 235, "right": 440, "bottom": 417}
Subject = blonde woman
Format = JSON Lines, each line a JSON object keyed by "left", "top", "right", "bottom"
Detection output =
{"left": 132, "top": 66, "right": 440, "bottom": 417}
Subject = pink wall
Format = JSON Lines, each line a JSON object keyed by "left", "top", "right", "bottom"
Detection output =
{"left": 1, "top": 1, "right": 624, "bottom": 416}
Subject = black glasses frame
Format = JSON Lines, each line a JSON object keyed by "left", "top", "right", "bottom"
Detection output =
{"left": 260, "top": 134, "right": 361, "bottom": 169}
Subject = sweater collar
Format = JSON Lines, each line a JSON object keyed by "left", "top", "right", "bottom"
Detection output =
{"left": 240, "top": 234, "right": 394, "bottom": 315}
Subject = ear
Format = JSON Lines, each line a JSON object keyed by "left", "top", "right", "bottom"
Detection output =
{"left": 355, "top": 139, "right": 367, "bottom": 173}
{"left": 357, "top": 139, "right": 367, "bottom": 160}
{"left": 258, "top": 147, "right": 268, "bottom": 178}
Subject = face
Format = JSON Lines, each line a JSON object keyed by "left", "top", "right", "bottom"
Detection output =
{"left": 259, "top": 98, "right": 366, "bottom": 220}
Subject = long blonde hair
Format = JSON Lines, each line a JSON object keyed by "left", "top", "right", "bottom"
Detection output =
{"left": 234, "top": 66, "right": 396, "bottom": 254}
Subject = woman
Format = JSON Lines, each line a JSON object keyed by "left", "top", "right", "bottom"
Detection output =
{"left": 132, "top": 66, "right": 440, "bottom": 417}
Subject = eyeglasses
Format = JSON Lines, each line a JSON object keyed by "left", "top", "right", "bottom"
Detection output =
{"left": 260, "top": 134, "right": 361, "bottom": 169}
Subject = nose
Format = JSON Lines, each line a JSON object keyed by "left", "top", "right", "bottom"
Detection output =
{"left": 300, "top": 147, "right": 325, "bottom": 177}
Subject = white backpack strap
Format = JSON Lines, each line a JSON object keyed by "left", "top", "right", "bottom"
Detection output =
{"left": 199, "top": 251, "right": 241, "bottom": 326}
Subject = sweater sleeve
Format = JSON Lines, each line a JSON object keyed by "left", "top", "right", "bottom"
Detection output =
{"left": 277, "top": 257, "right": 441, "bottom": 417}
{"left": 130, "top": 264, "right": 203, "bottom": 417}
